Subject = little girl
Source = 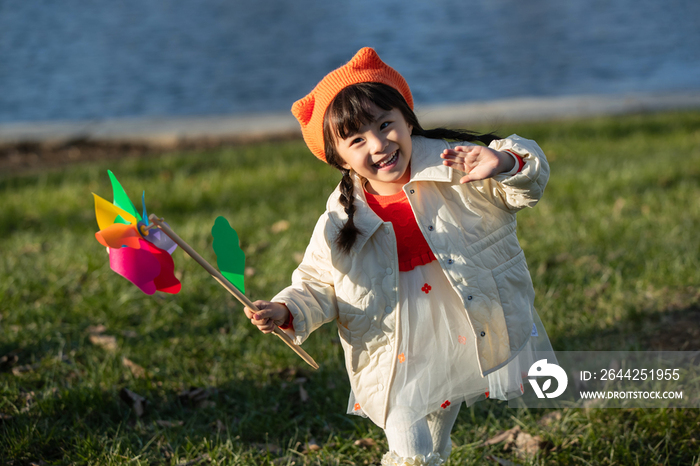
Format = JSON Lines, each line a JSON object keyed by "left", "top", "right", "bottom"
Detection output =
{"left": 244, "top": 47, "right": 555, "bottom": 466}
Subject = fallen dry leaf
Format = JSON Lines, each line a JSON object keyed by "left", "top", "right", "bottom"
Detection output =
{"left": 354, "top": 438, "right": 377, "bottom": 449}
{"left": 482, "top": 425, "right": 549, "bottom": 459}
{"left": 122, "top": 357, "right": 146, "bottom": 378}
{"left": 302, "top": 438, "right": 321, "bottom": 454}
{"left": 482, "top": 426, "right": 521, "bottom": 447}
{"left": 537, "top": 411, "right": 562, "bottom": 426}
{"left": 271, "top": 220, "right": 290, "bottom": 233}
{"left": 514, "top": 430, "right": 544, "bottom": 457}
{"left": 89, "top": 334, "right": 118, "bottom": 352}
{"left": 293, "top": 377, "right": 309, "bottom": 402}
{"left": 299, "top": 384, "right": 309, "bottom": 403}
{"left": 178, "top": 386, "right": 217, "bottom": 408}
{"left": 156, "top": 420, "right": 184, "bottom": 428}
{"left": 119, "top": 388, "right": 147, "bottom": 417}
{"left": 87, "top": 324, "right": 107, "bottom": 334}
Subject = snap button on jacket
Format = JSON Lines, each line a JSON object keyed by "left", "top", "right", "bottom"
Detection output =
{"left": 273, "top": 135, "right": 549, "bottom": 428}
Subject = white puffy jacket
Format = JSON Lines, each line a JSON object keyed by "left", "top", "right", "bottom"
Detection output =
{"left": 273, "top": 134, "right": 549, "bottom": 428}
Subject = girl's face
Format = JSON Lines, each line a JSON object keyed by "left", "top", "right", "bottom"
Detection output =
{"left": 334, "top": 104, "right": 413, "bottom": 196}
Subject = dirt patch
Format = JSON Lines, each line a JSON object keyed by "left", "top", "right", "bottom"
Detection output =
{"left": 0, "top": 133, "right": 299, "bottom": 175}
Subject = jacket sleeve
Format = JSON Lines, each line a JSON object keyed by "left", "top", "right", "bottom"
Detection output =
{"left": 467, "top": 134, "right": 550, "bottom": 212}
{"left": 270, "top": 213, "right": 339, "bottom": 346}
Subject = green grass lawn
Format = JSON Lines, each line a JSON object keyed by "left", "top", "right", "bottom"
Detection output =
{"left": 1, "top": 111, "right": 699, "bottom": 465}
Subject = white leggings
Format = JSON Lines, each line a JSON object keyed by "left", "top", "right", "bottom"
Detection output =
{"left": 383, "top": 404, "right": 461, "bottom": 459}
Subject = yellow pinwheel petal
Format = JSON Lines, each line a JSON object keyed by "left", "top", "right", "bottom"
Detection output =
{"left": 93, "top": 193, "right": 138, "bottom": 230}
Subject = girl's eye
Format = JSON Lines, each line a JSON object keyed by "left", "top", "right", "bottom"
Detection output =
{"left": 380, "top": 121, "right": 391, "bottom": 130}
{"left": 351, "top": 137, "right": 363, "bottom": 145}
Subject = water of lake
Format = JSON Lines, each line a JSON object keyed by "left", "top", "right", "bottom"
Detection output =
{"left": 1, "top": 0, "right": 699, "bottom": 123}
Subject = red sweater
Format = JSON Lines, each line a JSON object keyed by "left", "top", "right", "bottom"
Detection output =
{"left": 364, "top": 189, "right": 436, "bottom": 272}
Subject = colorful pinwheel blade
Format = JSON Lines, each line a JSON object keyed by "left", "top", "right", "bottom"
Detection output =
{"left": 95, "top": 223, "right": 141, "bottom": 249}
{"left": 141, "top": 240, "right": 181, "bottom": 294}
{"left": 109, "top": 243, "right": 161, "bottom": 295}
{"left": 108, "top": 239, "right": 181, "bottom": 295}
{"left": 144, "top": 222, "right": 177, "bottom": 254}
{"left": 211, "top": 216, "right": 246, "bottom": 293}
{"left": 109, "top": 170, "right": 141, "bottom": 222}
{"left": 93, "top": 193, "right": 138, "bottom": 230}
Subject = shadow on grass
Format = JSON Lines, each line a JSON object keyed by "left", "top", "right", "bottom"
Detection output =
{"left": 549, "top": 301, "right": 700, "bottom": 352}
{"left": 0, "top": 357, "right": 378, "bottom": 464}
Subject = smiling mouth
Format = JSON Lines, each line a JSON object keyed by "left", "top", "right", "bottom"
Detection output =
{"left": 373, "top": 150, "right": 398, "bottom": 169}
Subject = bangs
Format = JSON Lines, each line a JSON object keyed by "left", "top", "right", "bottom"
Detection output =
{"left": 324, "top": 83, "right": 408, "bottom": 141}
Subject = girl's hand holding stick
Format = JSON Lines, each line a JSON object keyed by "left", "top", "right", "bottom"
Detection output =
{"left": 243, "top": 301, "right": 291, "bottom": 334}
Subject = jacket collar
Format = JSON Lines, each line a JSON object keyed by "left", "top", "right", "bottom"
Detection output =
{"left": 408, "top": 135, "right": 453, "bottom": 182}
{"left": 326, "top": 136, "right": 454, "bottom": 255}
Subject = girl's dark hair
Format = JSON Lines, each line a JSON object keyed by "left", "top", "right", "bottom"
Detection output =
{"left": 323, "top": 82, "right": 499, "bottom": 253}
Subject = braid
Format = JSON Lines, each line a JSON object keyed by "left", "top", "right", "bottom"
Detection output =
{"left": 335, "top": 168, "right": 361, "bottom": 253}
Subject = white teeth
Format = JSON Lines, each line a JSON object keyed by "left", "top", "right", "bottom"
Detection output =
{"left": 375, "top": 151, "right": 398, "bottom": 168}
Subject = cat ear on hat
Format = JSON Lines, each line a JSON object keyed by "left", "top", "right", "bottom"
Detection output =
{"left": 350, "top": 47, "right": 383, "bottom": 71}
{"left": 292, "top": 93, "right": 315, "bottom": 128}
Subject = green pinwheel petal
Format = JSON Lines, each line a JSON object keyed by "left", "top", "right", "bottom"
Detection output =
{"left": 211, "top": 216, "right": 246, "bottom": 294}
{"left": 108, "top": 170, "right": 141, "bottom": 222}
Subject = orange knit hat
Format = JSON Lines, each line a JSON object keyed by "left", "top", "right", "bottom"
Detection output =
{"left": 291, "top": 47, "right": 413, "bottom": 162}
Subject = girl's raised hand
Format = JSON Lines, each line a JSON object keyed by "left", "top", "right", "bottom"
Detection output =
{"left": 441, "top": 146, "right": 515, "bottom": 184}
{"left": 244, "top": 300, "right": 291, "bottom": 334}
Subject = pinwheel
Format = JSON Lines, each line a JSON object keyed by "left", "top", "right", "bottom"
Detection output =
{"left": 93, "top": 171, "right": 181, "bottom": 295}
{"left": 92, "top": 171, "right": 318, "bottom": 369}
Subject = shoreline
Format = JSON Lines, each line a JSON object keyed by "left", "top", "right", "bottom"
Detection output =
{"left": 2, "top": 91, "right": 700, "bottom": 173}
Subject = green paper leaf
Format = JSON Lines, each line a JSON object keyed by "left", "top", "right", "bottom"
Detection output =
{"left": 108, "top": 170, "right": 141, "bottom": 222}
{"left": 211, "top": 216, "right": 246, "bottom": 294}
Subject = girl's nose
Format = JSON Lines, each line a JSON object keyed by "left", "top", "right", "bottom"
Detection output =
{"left": 368, "top": 131, "right": 388, "bottom": 154}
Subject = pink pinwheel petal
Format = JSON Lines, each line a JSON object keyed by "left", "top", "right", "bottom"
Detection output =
{"left": 139, "top": 240, "right": 181, "bottom": 294}
{"left": 109, "top": 245, "right": 161, "bottom": 295}
{"left": 95, "top": 223, "right": 141, "bottom": 249}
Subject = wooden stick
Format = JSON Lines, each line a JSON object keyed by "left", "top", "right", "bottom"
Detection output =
{"left": 148, "top": 214, "right": 319, "bottom": 370}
